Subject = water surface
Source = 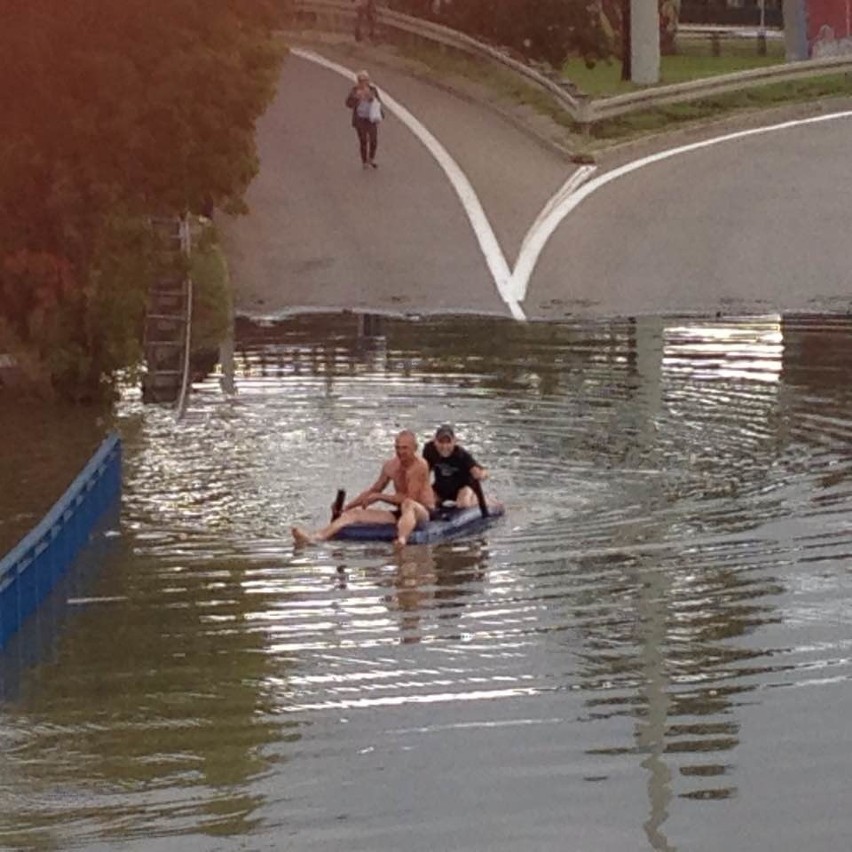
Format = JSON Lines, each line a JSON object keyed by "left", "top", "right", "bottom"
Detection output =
{"left": 2, "top": 313, "right": 852, "bottom": 851}
{"left": 0, "top": 400, "right": 107, "bottom": 554}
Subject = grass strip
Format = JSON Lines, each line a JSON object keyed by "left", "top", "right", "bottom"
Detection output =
{"left": 565, "top": 39, "right": 786, "bottom": 96}
{"left": 590, "top": 72, "right": 852, "bottom": 141}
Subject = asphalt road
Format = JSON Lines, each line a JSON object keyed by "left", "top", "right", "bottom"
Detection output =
{"left": 528, "top": 115, "right": 852, "bottom": 320}
{"left": 221, "top": 48, "right": 852, "bottom": 320}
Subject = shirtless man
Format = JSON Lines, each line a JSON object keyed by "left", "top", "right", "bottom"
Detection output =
{"left": 291, "top": 430, "right": 435, "bottom": 548}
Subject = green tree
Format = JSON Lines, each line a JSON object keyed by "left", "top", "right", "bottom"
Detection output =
{"left": 391, "top": 0, "right": 613, "bottom": 67}
{"left": 0, "top": 0, "right": 284, "bottom": 398}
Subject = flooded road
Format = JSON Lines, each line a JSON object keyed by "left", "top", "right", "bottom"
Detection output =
{"left": 3, "top": 312, "right": 852, "bottom": 851}
{"left": 0, "top": 401, "right": 107, "bottom": 556}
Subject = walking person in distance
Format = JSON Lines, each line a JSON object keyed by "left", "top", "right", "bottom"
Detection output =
{"left": 346, "top": 69, "right": 383, "bottom": 169}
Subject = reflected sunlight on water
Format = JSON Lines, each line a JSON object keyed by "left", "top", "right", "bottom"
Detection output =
{"left": 3, "top": 313, "right": 852, "bottom": 851}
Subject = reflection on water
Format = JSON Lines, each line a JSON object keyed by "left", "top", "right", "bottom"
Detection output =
{"left": 0, "top": 400, "right": 107, "bottom": 555}
{"left": 3, "top": 313, "right": 852, "bottom": 851}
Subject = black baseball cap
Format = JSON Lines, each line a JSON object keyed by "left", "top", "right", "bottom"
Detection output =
{"left": 435, "top": 424, "right": 455, "bottom": 440}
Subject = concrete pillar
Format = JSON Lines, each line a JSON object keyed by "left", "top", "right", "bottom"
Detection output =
{"left": 783, "top": 0, "right": 809, "bottom": 60}
{"left": 631, "top": 0, "right": 661, "bottom": 85}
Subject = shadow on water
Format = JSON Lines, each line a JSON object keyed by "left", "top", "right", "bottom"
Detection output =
{"left": 4, "top": 312, "right": 852, "bottom": 850}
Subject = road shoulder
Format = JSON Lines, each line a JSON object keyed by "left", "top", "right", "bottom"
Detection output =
{"left": 280, "top": 31, "right": 852, "bottom": 172}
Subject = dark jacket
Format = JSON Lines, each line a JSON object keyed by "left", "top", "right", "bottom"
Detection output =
{"left": 346, "top": 84, "right": 382, "bottom": 127}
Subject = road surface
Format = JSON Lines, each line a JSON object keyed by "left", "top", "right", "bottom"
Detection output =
{"left": 220, "top": 47, "right": 852, "bottom": 321}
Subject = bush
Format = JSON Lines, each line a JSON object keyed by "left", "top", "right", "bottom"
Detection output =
{"left": 190, "top": 222, "right": 233, "bottom": 354}
{"left": 0, "top": 2, "right": 284, "bottom": 399}
{"left": 389, "top": 0, "right": 615, "bottom": 67}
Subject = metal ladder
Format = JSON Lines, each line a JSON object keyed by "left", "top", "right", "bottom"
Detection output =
{"left": 141, "top": 217, "right": 193, "bottom": 417}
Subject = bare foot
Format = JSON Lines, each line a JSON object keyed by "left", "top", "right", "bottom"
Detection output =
{"left": 393, "top": 536, "right": 407, "bottom": 549}
{"left": 291, "top": 527, "right": 315, "bottom": 546}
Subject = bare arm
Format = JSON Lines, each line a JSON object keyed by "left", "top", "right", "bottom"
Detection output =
{"left": 358, "top": 459, "right": 431, "bottom": 509}
{"left": 368, "top": 459, "right": 413, "bottom": 507}
{"left": 344, "top": 466, "right": 391, "bottom": 510}
{"left": 407, "top": 458, "right": 434, "bottom": 508}
{"left": 470, "top": 465, "right": 488, "bottom": 481}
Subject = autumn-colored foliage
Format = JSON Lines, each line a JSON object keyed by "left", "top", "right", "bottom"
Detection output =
{"left": 0, "top": 0, "right": 284, "bottom": 398}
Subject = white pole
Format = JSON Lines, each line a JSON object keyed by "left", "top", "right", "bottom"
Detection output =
{"left": 631, "top": 0, "right": 660, "bottom": 85}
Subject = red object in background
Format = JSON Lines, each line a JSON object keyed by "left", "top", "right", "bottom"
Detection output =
{"left": 807, "top": 0, "right": 852, "bottom": 54}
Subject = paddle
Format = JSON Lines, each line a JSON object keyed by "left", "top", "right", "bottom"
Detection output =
{"left": 469, "top": 475, "right": 489, "bottom": 518}
{"left": 331, "top": 488, "right": 346, "bottom": 521}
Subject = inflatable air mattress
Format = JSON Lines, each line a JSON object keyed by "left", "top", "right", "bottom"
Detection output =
{"left": 333, "top": 504, "right": 504, "bottom": 544}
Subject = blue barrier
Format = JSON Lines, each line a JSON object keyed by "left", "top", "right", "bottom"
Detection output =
{"left": 0, "top": 433, "right": 122, "bottom": 650}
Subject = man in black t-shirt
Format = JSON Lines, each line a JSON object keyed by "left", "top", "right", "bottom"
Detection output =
{"left": 422, "top": 424, "right": 489, "bottom": 508}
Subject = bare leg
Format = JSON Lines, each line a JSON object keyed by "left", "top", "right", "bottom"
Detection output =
{"left": 453, "top": 487, "right": 502, "bottom": 513}
{"left": 394, "top": 499, "right": 430, "bottom": 548}
{"left": 292, "top": 507, "right": 397, "bottom": 545}
{"left": 292, "top": 526, "right": 314, "bottom": 546}
{"left": 455, "top": 486, "right": 477, "bottom": 508}
{"left": 355, "top": 123, "right": 369, "bottom": 164}
{"left": 367, "top": 122, "right": 378, "bottom": 165}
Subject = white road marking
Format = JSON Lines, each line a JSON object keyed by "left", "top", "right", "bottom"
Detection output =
{"left": 508, "top": 164, "right": 595, "bottom": 303}
{"left": 293, "top": 49, "right": 852, "bottom": 317}
{"left": 509, "top": 109, "right": 852, "bottom": 303}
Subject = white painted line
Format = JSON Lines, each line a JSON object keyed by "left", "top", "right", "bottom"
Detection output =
{"left": 293, "top": 47, "right": 526, "bottom": 320}
{"left": 509, "top": 110, "right": 852, "bottom": 303}
{"left": 508, "top": 164, "right": 596, "bottom": 302}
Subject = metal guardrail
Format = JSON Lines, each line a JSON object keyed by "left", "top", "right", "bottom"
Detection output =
{"left": 678, "top": 24, "right": 784, "bottom": 39}
{"left": 289, "top": 0, "right": 586, "bottom": 115}
{"left": 591, "top": 53, "right": 852, "bottom": 121}
{"left": 288, "top": 0, "right": 852, "bottom": 126}
{"left": 0, "top": 433, "right": 122, "bottom": 650}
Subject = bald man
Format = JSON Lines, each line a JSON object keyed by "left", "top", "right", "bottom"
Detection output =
{"left": 292, "top": 430, "right": 435, "bottom": 547}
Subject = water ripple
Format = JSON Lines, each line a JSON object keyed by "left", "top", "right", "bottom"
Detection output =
{"left": 4, "top": 313, "right": 852, "bottom": 849}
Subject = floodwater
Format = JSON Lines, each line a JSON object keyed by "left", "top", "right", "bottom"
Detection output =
{"left": 3, "top": 312, "right": 852, "bottom": 851}
{"left": 0, "top": 400, "right": 107, "bottom": 556}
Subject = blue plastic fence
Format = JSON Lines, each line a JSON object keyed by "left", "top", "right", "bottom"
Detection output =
{"left": 0, "top": 433, "right": 122, "bottom": 650}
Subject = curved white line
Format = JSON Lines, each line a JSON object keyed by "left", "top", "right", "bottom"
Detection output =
{"left": 510, "top": 110, "right": 852, "bottom": 303}
{"left": 508, "top": 164, "right": 596, "bottom": 302}
{"left": 292, "top": 47, "right": 525, "bottom": 320}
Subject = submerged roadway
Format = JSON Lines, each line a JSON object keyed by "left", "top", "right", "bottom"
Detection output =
{"left": 220, "top": 46, "right": 852, "bottom": 322}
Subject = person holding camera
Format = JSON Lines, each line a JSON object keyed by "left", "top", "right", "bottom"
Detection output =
{"left": 345, "top": 69, "right": 383, "bottom": 169}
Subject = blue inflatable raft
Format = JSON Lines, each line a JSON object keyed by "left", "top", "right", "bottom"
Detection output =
{"left": 333, "top": 504, "right": 505, "bottom": 544}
